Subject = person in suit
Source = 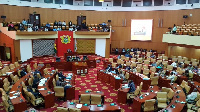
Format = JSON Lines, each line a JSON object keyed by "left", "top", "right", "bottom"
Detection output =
{"left": 27, "top": 86, "right": 39, "bottom": 97}
{"left": 128, "top": 80, "right": 136, "bottom": 93}
{"left": 172, "top": 24, "right": 177, "bottom": 34}
{"left": 54, "top": 20, "right": 58, "bottom": 26}
{"left": 20, "top": 68, "right": 27, "bottom": 77}
{"left": 57, "top": 72, "right": 66, "bottom": 81}
{"left": 106, "top": 64, "right": 112, "bottom": 72}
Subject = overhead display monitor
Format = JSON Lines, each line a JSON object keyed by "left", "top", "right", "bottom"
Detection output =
{"left": 131, "top": 19, "right": 153, "bottom": 41}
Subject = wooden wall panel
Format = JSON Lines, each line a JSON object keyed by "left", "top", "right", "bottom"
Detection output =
{"left": 76, "top": 39, "right": 95, "bottom": 53}
{"left": 14, "top": 40, "right": 21, "bottom": 61}
{"left": 1, "top": 4, "right": 200, "bottom": 58}
{"left": 0, "top": 33, "right": 15, "bottom": 62}
{"left": 105, "top": 38, "right": 110, "bottom": 58}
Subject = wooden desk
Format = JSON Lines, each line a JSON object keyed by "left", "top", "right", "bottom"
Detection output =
{"left": 160, "top": 83, "right": 186, "bottom": 112}
{"left": 132, "top": 86, "right": 159, "bottom": 112}
{"left": 117, "top": 84, "right": 129, "bottom": 104}
{"left": 129, "top": 72, "right": 151, "bottom": 90}
{"left": 158, "top": 76, "right": 171, "bottom": 88}
{"left": 97, "top": 71, "right": 123, "bottom": 90}
{"left": 79, "top": 91, "right": 105, "bottom": 104}
{"left": 188, "top": 81, "right": 200, "bottom": 93}
{"left": 61, "top": 102, "right": 121, "bottom": 112}
{"left": 72, "top": 62, "right": 88, "bottom": 75}
{"left": 38, "top": 73, "right": 55, "bottom": 108}
{"left": 9, "top": 66, "right": 43, "bottom": 112}
{"left": 193, "top": 73, "right": 200, "bottom": 83}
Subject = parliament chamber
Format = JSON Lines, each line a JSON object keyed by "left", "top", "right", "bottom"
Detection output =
{"left": 1, "top": 0, "right": 200, "bottom": 112}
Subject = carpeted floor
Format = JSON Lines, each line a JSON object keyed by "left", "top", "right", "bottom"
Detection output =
{"left": 0, "top": 56, "right": 133, "bottom": 112}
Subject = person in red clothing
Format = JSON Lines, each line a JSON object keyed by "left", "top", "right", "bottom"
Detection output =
{"left": 8, "top": 22, "right": 15, "bottom": 31}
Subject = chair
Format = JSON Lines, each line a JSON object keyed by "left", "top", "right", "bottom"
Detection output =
{"left": 33, "top": 63, "right": 38, "bottom": 69}
{"left": 138, "top": 58, "right": 143, "bottom": 63}
{"left": 139, "top": 82, "right": 143, "bottom": 94}
{"left": 157, "top": 92, "right": 168, "bottom": 109}
{"left": 57, "top": 107, "right": 68, "bottom": 112}
{"left": 125, "top": 57, "right": 129, "bottom": 61}
{"left": 172, "top": 58, "right": 178, "bottom": 62}
{"left": 13, "top": 75, "right": 19, "bottom": 83}
{"left": 2, "top": 96, "right": 14, "bottom": 112}
{"left": 167, "top": 88, "right": 175, "bottom": 100}
{"left": 3, "top": 83, "right": 11, "bottom": 93}
{"left": 9, "top": 64, "right": 15, "bottom": 70}
{"left": 69, "top": 108, "right": 81, "bottom": 112}
{"left": 127, "top": 86, "right": 140, "bottom": 99}
{"left": 143, "top": 99, "right": 156, "bottom": 111}
{"left": 52, "top": 78, "right": 56, "bottom": 87}
{"left": 18, "top": 70, "right": 22, "bottom": 77}
{"left": 28, "top": 92, "right": 44, "bottom": 106}
{"left": 37, "top": 73, "right": 41, "bottom": 79}
{"left": 10, "top": 74, "right": 15, "bottom": 84}
{"left": 180, "top": 80, "right": 188, "bottom": 88}
{"left": 54, "top": 87, "right": 65, "bottom": 100}
{"left": 22, "top": 81, "right": 27, "bottom": 89}
{"left": 167, "top": 65, "right": 173, "bottom": 71}
{"left": 131, "top": 58, "right": 136, "bottom": 62}
{"left": 3, "top": 78, "right": 10, "bottom": 86}
{"left": 143, "top": 65, "right": 148, "bottom": 69}
{"left": 23, "top": 88, "right": 31, "bottom": 102}
{"left": 137, "top": 64, "right": 142, "bottom": 68}
{"left": 150, "top": 66, "right": 156, "bottom": 72}
{"left": 163, "top": 56, "right": 168, "bottom": 60}
{"left": 4, "top": 66, "right": 10, "bottom": 72}
{"left": 0, "top": 61, "right": 2, "bottom": 66}
{"left": 43, "top": 68, "right": 48, "bottom": 75}
{"left": 80, "top": 94, "right": 90, "bottom": 104}
{"left": 126, "top": 61, "right": 131, "bottom": 66}
{"left": 144, "top": 60, "right": 150, "bottom": 64}
{"left": 91, "top": 94, "right": 102, "bottom": 105}
{"left": 143, "top": 69, "right": 150, "bottom": 76}
{"left": 150, "top": 76, "right": 159, "bottom": 86}
{"left": 109, "top": 58, "right": 113, "bottom": 63}
{"left": 14, "top": 62, "right": 19, "bottom": 67}
{"left": 189, "top": 71, "right": 194, "bottom": 80}
{"left": 112, "top": 63, "right": 117, "bottom": 68}
{"left": 184, "top": 84, "right": 191, "bottom": 94}
{"left": 161, "top": 87, "right": 170, "bottom": 93}
{"left": 131, "top": 62, "right": 137, "bottom": 68}
{"left": 125, "top": 72, "right": 130, "bottom": 80}
{"left": 136, "top": 67, "right": 141, "bottom": 73}
{"left": 28, "top": 78, "right": 33, "bottom": 87}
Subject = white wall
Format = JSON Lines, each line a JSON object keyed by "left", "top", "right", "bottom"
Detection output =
{"left": 95, "top": 39, "right": 106, "bottom": 57}
{"left": 20, "top": 40, "right": 32, "bottom": 62}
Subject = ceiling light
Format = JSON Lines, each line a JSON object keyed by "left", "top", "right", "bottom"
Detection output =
{"left": 99, "top": 0, "right": 104, "bottom": 2}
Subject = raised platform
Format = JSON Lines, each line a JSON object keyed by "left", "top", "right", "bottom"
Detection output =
{"left": 75, "top": 31, "right": 110, "bottom": 35}
{"left": 162, "top": 34, "right": 200, "bottom": 46}
{"left": 16, "top": 31, "right": 57, "bottom": 35}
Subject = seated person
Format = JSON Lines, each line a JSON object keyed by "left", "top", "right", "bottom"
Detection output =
{"left": 158, "top": 62, "right": 164, "bottom": 68}
{"left": 27, "top": 86, "right": 39, "bottom": 97}
{"left": 106, "top": 64, "right": 112, "bottom": 72}
{"left": 83, "top": 55, "right": 88, "bottom": 61}
{"left": 167, "top": 72, "right": 176, "bottom": 83}
{"left": 58, "top": 21, "right": 62, "bottom": 26}
{"left": 62, "top": 21, "right": 66, "bottom": 26}
{"left": 126, "top": 66, "right": 131, "bottom": 71}
{"left": 150, "top": 54, "right": 156, "bottom": 58}
{"left": 131, "top": 67, "right": 137, "bottom": 73}
{"left": 34, "top": 69, "right": 41, "bottom": 76}
{"left": 117, "top": 55, "right": 121, "bottom": 59}
{"left": 177, "top": 62, "right": 183, "bottom": 68}
{"left": 46, "top": 22, "right": 50, "bottom": 28}
{"left": 130, "top": 48, "right": 134, "bottom": 52}
{"left": 66, "top": 56, "right": 71, "bottom": 62}
{"left": 126, "top": 48, "right": 130, "bottom": 53}
{"left": 186, "top": 89, "right": 198, "bottom": 104}
{"left": 117, "top": 64, "right": 122, "bottom": 69}
{"left": 53, "top": 28, "right": 57, "bottom": 31}
{"left": 56, "top": 77, "right": 71, "bottom": 97}
{"left": 22, "top": 19, "right": 27, "bottom": 25}
{"left": 151, "top": 62, "right": 157, "bottom": 67}
{"left": 118, "top": 70, "right": 125, "bottom": 80}
{"left": 171, "top": 62, "right": 177, "bottom": 67}
{"left": 27, "top": 26, "right": 33, "bottom": 32}
{"left": 8, "top": 22, "right": 15, "bottom": 31}
{"left": 20, "top": 68, "right": 27, "bottom": 77}
{"left": 184, "top": 69, "right": 189, "bottom": 77}
{"left": 193, "top": 66, "right": 198, "bottom": 73}
{"left": 122, "top": 48, "right": 126, "bottom": 54}
{"left": 57, "top": 72, "right": 66, "bottom": 81}
{"left": 115, "top": 48, "right": 118, "bottom": 55}
{"left": 128, "top": 80, "right": 136, "bottom": 93}
{"left": 54, "top": 20, "right": 58, "bottom": 26}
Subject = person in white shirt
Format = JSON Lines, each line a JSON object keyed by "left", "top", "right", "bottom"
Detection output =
{"left": 171, "top": 62, "right": 177, "bottom": 67}
{"left": 62, "top": 21, "right": 66, "bottom": 26}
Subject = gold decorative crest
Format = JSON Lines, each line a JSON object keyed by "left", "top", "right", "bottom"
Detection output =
{"left": 60, "top": 35, "right": 71, "bottom": 44}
